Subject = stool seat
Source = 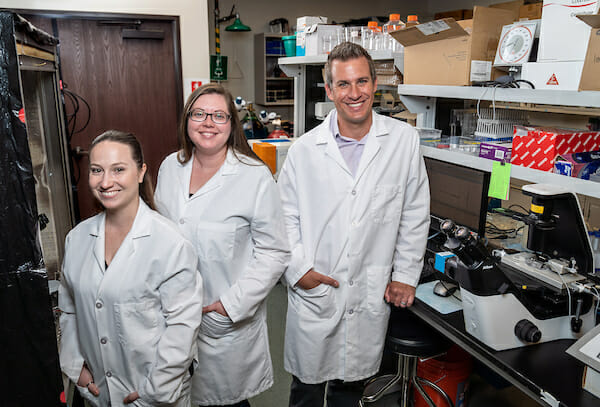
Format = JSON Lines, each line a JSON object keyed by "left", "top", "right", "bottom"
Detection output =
{"left": 386, "top": 307, "right": 451, "bottom": 357}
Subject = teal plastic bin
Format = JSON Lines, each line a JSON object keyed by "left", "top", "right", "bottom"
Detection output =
{"left": 282, "top": 34, "right": 296, "bottom": 57}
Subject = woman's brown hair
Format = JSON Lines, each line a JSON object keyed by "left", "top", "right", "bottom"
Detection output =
{"left": 89, "top": 130, "right": 156, "bottom": 210}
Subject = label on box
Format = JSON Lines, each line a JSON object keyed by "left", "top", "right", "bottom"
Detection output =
{"left": 554, "top": 161, "right": 573, "bottom": 176}
{"left": 417, "top": 20, "right": 451, "bottom": 36}
{"left": 470, "top": 60, "right": 492, "bottom": 82}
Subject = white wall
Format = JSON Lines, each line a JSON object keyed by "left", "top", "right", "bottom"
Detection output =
{"left": 2, "top": 0, "right": 210, "bottom": 81}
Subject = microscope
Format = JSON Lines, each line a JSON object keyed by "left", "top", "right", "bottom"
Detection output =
{"left": 440, "top": 184, "right": 597, "bottom": 351}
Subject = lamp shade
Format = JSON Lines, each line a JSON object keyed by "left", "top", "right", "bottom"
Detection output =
{"left": 226, "top": 16, "right": 250, "bottom": 31}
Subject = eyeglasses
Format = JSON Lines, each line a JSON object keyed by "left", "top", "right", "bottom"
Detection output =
{"left": 189, "top": 109, "right": 231, "bottom": 124}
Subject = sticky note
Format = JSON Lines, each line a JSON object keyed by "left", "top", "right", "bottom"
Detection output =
{"left": 488, "top": 161, "right": 511, "bottom": 200}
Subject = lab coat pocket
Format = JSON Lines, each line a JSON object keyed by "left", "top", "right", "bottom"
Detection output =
{"left": 76, "top": 385, "right": 100, "bottom": 407}
{"left": 292, "top": 283, "right": 336, "bottom": 319}
{"left": 367, "top": 266, "right": 391, "bottom": 314}
{"left": 371, "top": 185, "right": 403, "bottom": 224}
{"left": 200, "top": 311, "right": 235, "bottom": 339}
{"left": 114, "top": 301, "right": 161, "bottom": 373}
{"left": 195, "top": 222, "right": 235, "bottom": 261}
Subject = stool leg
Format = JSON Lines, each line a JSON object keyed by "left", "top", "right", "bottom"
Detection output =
{"left": 360, "top": 354, "right": 405, "bottom": 405}
{"left": 398, "top": 356, "right": 416, "bottom": 407}
{"left": 413, "top": 376, "right": 455, "bottom": 407}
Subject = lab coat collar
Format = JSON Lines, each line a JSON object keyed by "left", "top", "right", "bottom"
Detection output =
{"left": 315, "top": 110, "right": 388, "bottom": 181}
{"left": 89, "top": 200, "right": 151, "bottom": 272}
{"left": 184, "top": 149, "right": 241, "bottom": 199}
{"left": 221, "top": 149, "right": 241, "bottom": 176}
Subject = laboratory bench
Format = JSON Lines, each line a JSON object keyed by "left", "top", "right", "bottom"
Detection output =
{"left": 407, "top": 286, "right": 598, "bottom": 407}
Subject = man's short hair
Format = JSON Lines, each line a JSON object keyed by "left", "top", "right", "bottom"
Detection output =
{"left": 324, "top": 42, "right": 377, "bottom": 89}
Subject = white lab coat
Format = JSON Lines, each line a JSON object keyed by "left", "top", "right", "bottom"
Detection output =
{"left": 155, "top": 149, "right": 290, "bottom": 405}
{"left": 59, "top": 200, "right": 203, "bottom": 406}
{"left": 278, "top": 111, "right": 430, "bottom": 383}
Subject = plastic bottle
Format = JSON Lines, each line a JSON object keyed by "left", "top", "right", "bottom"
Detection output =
{"left": 383, "top": 14, "right": 405, "bottom": 52}
{"left": 406, "top": 15, "right": 420, "bottom": 27}
{"left": 362, "top": 21, "right": 380, "bottom": 51}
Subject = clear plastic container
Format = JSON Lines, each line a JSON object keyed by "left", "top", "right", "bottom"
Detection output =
{"left": 383, "top": 13, "right": 405, "bottom": 52}
{"left": 362, "top": 21, "right": 382, "bottom": 51}
{"left": 406, "top": 15, "right": 419, "bottom": 27}
{"left": 345, "top": 26, "right": 362, "bottom": 45}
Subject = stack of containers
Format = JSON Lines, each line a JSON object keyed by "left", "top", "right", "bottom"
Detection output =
{"left": 382, "top": 14, "right": 405, "bottom": 52}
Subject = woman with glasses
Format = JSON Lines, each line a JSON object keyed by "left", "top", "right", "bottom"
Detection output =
{"left": 155, "top": 83, "right": 290, "bottom": 407}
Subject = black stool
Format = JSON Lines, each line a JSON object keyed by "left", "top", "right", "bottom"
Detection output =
{"left": 360, "top": 307, "right": 454, "bottom": 407}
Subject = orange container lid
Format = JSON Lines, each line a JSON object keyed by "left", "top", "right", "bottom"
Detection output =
{"left": 389, "top": 14, "right": 401, "bottom": 21}
{"left": 367, "top": 21, "right": 379, "bottom": 28}
{"left": 407, "top": 15, "right": 418, "bottom": 22}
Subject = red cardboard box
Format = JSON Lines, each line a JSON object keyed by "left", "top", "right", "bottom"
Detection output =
{"left": 511, "top": 126, "right": 600, "bottom": 171}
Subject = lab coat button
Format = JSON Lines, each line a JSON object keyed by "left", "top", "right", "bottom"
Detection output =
{"left": 95, "top": 302, "right": 103, "bottom": 309}
{"left": 106, "top": 371, "right": 112, "bottom": 378}
{"left": 351, "top": 190, "right": 357, "bottom": 195}
{"left": 348, "top": 309, "right": 354, "bottom": 315}
{"left": 349, "top": 280, "right": 354, "bottom": 286}
{"left": 100, "top": 337, "right": 107, "bottom": 344}
{"left": 179, "top": 218, "right": 185, "bottom": 224}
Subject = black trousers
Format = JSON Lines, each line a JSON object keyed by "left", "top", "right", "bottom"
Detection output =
{"left": 289, "top": 375, "right": 364, "bottom": 407}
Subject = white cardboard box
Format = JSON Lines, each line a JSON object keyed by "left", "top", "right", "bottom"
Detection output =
{"left": 538, "top": 0, "right": 599, "bottom": 62}
{"left": 296, "top": 16, "right": 327, "bottom": 56}
{"left": 521, "top": 61, "right": 584, "bottom": 90}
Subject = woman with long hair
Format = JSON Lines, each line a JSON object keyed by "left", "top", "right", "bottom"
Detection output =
{"left": 155, "top": 84, "right": 290, "bottom": 406}
{"left": 59, "top": 130, "right": 203, "bottom": 406}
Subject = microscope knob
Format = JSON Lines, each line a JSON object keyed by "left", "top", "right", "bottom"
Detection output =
{"left": 514, "top": 319, "right": 541, "bottom": 343}
{"left": 440, "top": 219, "right": 456, "bottom": 234}
{"left": 455, "top": 226, "right": 471, "bottom": 241}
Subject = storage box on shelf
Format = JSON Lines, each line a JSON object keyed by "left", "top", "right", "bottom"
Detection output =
{"left": 390, "top": 6, "right": 516, "bottom": 86}
{"left": 511, "top": 126, "right": 600, "bottom": 171}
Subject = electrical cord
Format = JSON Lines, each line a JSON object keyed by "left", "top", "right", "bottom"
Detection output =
{"left": 486, "top": 221, "right": 525, "bottom": 239}
{"left": 472, "top": 75, "right": 535, "bottom": 89}
{"left": 508, "top": 204, "right": 529, "bottom": 214}
{"left": 557, "top": 272, "right": 572, "bottom": 317}
{"left": 62, "top": 85, "right": 92, "bottom": 185}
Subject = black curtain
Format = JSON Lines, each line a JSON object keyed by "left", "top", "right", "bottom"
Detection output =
{"left": 0, "top": 12, "right": 63, "bottom": 406}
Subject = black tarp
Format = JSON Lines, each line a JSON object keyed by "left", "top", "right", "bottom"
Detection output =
{"left": 0, "top": 12, "right": 63, "bottom": 406}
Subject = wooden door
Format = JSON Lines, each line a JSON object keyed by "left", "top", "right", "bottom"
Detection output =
{"left": 22, "top": 13, "right": 183, "bottom": 221}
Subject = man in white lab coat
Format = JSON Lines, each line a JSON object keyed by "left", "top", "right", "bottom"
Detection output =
{"left": 278, "top": 42, "right": 430, "bottom": 406}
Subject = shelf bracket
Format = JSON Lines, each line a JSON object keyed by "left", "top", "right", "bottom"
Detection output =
{"left": 399, "top": 95, "right": 436, "bottom": 129}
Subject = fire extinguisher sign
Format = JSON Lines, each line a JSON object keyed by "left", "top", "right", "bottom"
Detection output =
{"left": 184, "top": 78, "right": 210, "bottom": 101}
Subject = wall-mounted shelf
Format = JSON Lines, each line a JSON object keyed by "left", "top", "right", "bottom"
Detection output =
{"left": 398, "top": 85, "right": 600, "bottom": 200}
{"left": 397, "top": 85, "right": 600, "bottom": 129}
{"left": 397, "top": 85, "right": 600, "bottom": 108}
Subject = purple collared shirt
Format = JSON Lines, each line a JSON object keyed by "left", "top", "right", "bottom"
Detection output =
{"left": 330, "top": 110, "right": 370, "bottom": 177}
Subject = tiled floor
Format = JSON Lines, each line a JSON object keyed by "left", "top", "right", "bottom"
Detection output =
{"left": 250, "top": 283, "right": 538, "bottom": 407}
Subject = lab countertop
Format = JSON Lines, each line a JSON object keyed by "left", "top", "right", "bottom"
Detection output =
{"left": 408, "top": 298, "right": 598, "bottom": 407}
